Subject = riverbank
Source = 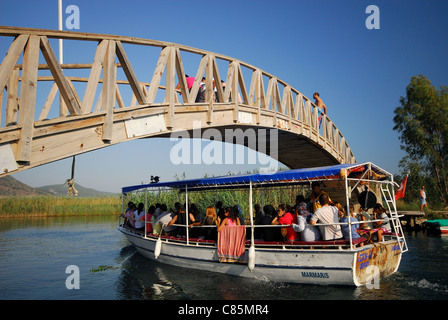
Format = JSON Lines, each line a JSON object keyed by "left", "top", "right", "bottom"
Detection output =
{"left": 0, "top": 196, "right": 121, "bottom": 218}
{"left": 1, "top": 195, "right": 446, "bottom": 221}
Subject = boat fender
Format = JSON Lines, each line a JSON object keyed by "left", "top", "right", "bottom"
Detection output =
{"left": 248, "top": 245, "right": 255, "bottom": 271}
{"left": 154, "top": 224, "right": 165, "bottom": 259}
{"left": 154, "top": 238, "right": 162, "bottom": 259}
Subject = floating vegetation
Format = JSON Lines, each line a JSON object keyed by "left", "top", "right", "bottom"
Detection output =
{"left": 90, "top": 265, "right": 120, "bottom": 273}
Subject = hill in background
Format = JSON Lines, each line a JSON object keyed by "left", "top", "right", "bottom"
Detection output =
{"left": 0, "top": 175, "right": 117, "bottom": 198}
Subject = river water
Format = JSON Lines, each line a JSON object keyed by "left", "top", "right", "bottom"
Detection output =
{"left": 1, "top": 215, "right": 448, "bottom": 301}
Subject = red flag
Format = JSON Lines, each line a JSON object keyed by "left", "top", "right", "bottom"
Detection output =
{"left": 395, "top": 175, "right": 408, "bottom": 200}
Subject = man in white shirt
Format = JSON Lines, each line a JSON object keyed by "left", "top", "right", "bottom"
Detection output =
{"left": 310, "top": 194, "right": 343, "bottom": 240}
{"left": 134, "top": 203, "right": 146, "bottom": 230}
{"left": 153, "top": 204, "right": 176, "bottom": 235}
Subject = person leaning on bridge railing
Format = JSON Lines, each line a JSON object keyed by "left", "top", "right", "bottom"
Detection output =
{"left": 313, "top": 92, "right": 327, "bottom": 128}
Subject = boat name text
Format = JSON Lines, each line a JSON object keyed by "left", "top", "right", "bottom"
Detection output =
{"left": 301, "top": 271, "right": 329, "bottom": 279}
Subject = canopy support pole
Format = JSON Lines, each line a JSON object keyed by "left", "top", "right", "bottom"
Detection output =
{"left": 185, "top": 184, "right": 189, "bottom": 245}
{"left": 343, "top": 169, "right": 353, "bottom": 250}
{"left": 248, "top": 181, "right": 255, "bottom": 271}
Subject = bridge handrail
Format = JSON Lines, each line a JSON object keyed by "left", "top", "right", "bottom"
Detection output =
{"left": 0, "top": 26, "right": 355, "bottom": 174}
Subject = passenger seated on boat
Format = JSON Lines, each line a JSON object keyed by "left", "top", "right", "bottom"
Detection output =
{"left": 356, "top": 205, "right": 384, "bottom": 244}
{"left": 153, "top": 205, "right": 176, "bottom": 236}
{"left": 144, "top": 205, "right": 156, "bottom": 234}
{"left": 333, "top": 202, "right": 346, "bottom": 219}
{"left": 259, "top": 205, "right": 281, "bottom": 241}
{"left": 309, "top": 181, "right": 333, "bottom": 213}
{"left": 373, "top": 203, "right": 392, "bottom": 233}
{"left": 190, "top": 203, "right": 202, "bottom": 222}
{"left": 310, "top": 194, "right": 343, "bottom": 241}
{"left": 134, "top": 203, "right": 146, "bottom": 231}
{"left": 216, "top": 201, "right": 225, "bottom": 222}
{"left": 153, "top": 203, "right": 162, "bottom": 218}
{"left": 121, "top": 202, "right": 135, "bottom": 227}
{"left": 358, "top": 206, "right": 374, "bottom": 230}
{"left": 271, "top": 204, "right": 299, "bottom": 241}
{"left": 124, "top": 203, "right": 137, "bottom": 228}
{"left": 254, "top": 204, "right": 265, "bottom": 240}
{"left": 217, "top": 207, "right": 241, "bottom": 232}
{"left": 340, "top": 204, "right": 362, "bottom": 245}
{"left": 369, "top": 203, "right": 392, "bottom": 242}
{"left": 233, "top": 205, "right": 245, "bottom": 225}
{"left": 190, "top": 206, "right": 219, "bottom": 241}
{"left": 292, "top": 202, "right": 321, "bottom": 241}
{"left": 168, "top": 205, "right": 196, "bottom": 237}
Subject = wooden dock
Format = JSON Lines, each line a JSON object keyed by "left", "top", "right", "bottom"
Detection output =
{"left": 398, "top": 211, "right": 448, "bottom": 230}
{"left": 397, "top": 211, "right": 426, "bottom": 230}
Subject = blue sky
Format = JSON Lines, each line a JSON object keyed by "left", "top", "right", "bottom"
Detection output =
{"left": 1, "top": 0, "right": 448, "bottom": 193}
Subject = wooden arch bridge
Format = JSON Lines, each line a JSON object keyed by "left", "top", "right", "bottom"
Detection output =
{"left": 0, "top": 26, "right": 355, "bottom": 177}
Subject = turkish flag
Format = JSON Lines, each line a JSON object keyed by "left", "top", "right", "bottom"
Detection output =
{"left": 395, "top": 175, "right": 408, "bottom": 200}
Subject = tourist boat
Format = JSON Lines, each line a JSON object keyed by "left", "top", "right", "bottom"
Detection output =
{"left": 423, "top": 219, "right": 448, "bottom": 235}
{"left": 118, "top": 162, "right": 408, "bottom": 286}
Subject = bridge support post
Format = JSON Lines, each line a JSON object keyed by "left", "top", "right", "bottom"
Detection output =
{"left": 16, "top": 35, "right": 40, "bottom": 163}
{"left": 102, "top": 40, "right": 116, "bottom": 142}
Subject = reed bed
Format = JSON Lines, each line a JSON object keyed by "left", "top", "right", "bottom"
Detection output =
{"left": 0, "top": 196, "right": 121, "bottom": 217}
{"left": 124, "top": 185, "right": 309, "bottom": 219}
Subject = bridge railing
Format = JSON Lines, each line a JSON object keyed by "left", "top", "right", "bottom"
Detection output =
{"left": 0, "top": 26, "right": 355, "bottom": 167}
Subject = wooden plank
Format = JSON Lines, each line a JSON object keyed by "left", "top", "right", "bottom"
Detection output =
{"left": 255, "top": 71, "right": 263, "bottom": 124}
{"left": 248, "top": 70, "right": 257, "bottom": 106}
{"left": 212, "top": 56, "right": 224, "bottom": 104}
{"left": 14, "top": 63, "right": 121, "bottom": 70}
{"left": 273, "top": 79, "right": 282, "bottom": 114}
{"left": 165, "top": 46, "right": 175, "bottom": 128}
{"left": 0, "top": 88, "right": 3, "bottom": 125}
{"left": 67, "top": 79, "right": 82, "bottom": 108}
{"left": 205, "top": 55, "right": 213, "bottom": 102}
{"left": 6, "top": 68, "right": 20, "bottom": 125}
{"left": 94, "top": 88, "right": 103, "bottom": 113}
{"left": 102, "top": 40, "right": 116, "bottom": 141}
{"left": 16, "top": 35, "right": 40, "bottom": 162}
{"left": 0, "top": 35, "right": 29, "bottom": 92}
{"left": 39, "top": 82, "right": 58, "bottom": 120}
{"left": 223, "top": 61, "right": 234, "bottom": 103}
{"left": 146, "top": 46, "right": 170, "bottom": 103}
{"left": 281, "top": 85, "right": 290, "bottom": 116}
{"left": 174, "top": 48, "right": 189, "bottom": 103}
{"left": 81, "top": 40, "right": 108, "bottom": 113}
{"left": 265, "top": 77, "right": 274, "bottom": 111}
{"left": 39, "top": 36, "right": 82, "bottom": 116}
{"left": 236, "top": 62, "right": 248, "bottom": 105}
{"left": 115, "top": 84, "right": 125, "bottom": 108}
{"left": 294, "top": 93, "right": 303, "bottom": 121}
{"left": 115, "top": 41, "right": 148, "bottom": 104}
{"left": 189, "top": 54, "right": 208, "bottom": 103}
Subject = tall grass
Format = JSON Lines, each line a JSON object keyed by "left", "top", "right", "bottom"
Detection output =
{"left": 124, "top": 185, "right": 308, "bottom": 219}
{"left": 0, "top": 196, "right": 121, "bottom": 217}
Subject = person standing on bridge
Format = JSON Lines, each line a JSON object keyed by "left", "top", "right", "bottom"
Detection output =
{"left": 419, "top": 185, "right": 428, "bottom": 212}
{"left": 313, "top": 92, "right": 327, "bottom": 127}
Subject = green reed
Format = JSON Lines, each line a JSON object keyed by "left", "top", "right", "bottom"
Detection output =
{"left": 0, "top": 196, "right": 121, "bottom": 217}
{"left": 123, "top": 184, "right": 309, "bottom": 219}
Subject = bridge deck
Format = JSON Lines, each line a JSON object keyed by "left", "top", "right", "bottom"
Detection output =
{"left": 0, "top": 26, "right": 355, "bottom": 176}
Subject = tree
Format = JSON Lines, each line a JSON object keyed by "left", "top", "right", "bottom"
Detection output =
{"left": 393, "top": 75, "right": 448, "bottom": 206}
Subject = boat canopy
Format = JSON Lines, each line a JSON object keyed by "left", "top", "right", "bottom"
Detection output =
{"left": 122, "top": 162, "right": 393, "bottom": 194}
